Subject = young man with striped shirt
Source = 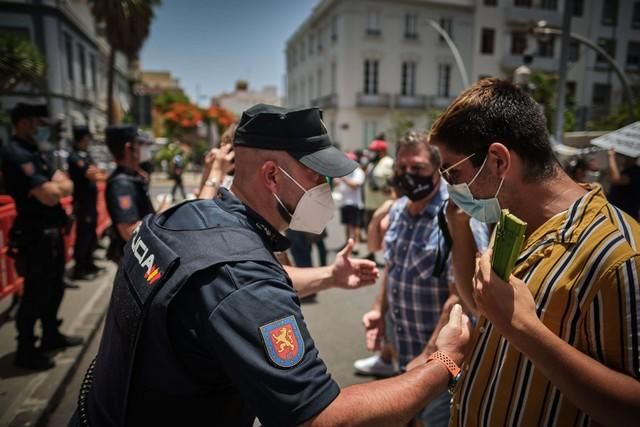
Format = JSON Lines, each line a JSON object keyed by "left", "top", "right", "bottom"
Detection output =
{"left": 428, "top": 78, "right": 640, "bottom": 426}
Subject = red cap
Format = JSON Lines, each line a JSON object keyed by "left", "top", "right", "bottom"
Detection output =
{"left": 368, "top": 139, "right": 388, "bottom": 152}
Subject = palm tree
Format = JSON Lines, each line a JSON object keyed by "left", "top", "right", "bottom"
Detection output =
{"left": 0, "top": 33, "right": 45, "bottom": 94}
{"left": 91, "top": 0, "right": 160, "bottom": 124}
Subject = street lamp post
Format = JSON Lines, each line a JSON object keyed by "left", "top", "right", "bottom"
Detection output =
{"left": 532, "top": 21, "right": 636, "bottom": 135}
{"left": 428, "top": 20, "right": 470, "bottom": 89}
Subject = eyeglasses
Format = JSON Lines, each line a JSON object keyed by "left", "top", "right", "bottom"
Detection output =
{"left": 439, "top": 153, "right": 475, "bottom": 183}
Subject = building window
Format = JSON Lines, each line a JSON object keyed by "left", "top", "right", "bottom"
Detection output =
{"left": 514, "top": 0, "right": 532, "bottom": 7}
{"left": 300, "top": 80, "right": 306, "bottom": 105}
{"left": 362, "top": 120, "right": 378, "bottom": 147}
{"left": 566, "top": 81, "right": 577, "bottom": 107}
{"left": 439, "top": 17, "right": 453, "bottom": 42}
{"left": 363, "top": 59, "right": 379, "bottom": 94}
{"left": 596, "top": 38, "right": 616, "bottom": 66}
{"left": 481, "top": 28, "right": 495, "bottom": 54}
{"left": 300, "top": 40, "right": 305, "bottom": 62}
{"left": 627, "top": 41, "right": 640, "bottom": 70}
{"left": 64, "top": 32, "right": 74, "bottom": 81}
{"left": 438, "top": 64, "right": 451, "bottom": 98}
{"left": 309, "top": 33, "right": 315, "bottom": 56}
{"left": 317, "top": 68, "right": 323, "bottom": 97}
{"left": 77, "top": 44, "right": 86, "bottom": 86}
{"left": 511, "top": 31, "right": 527, "bottom": 55}
{"left": 405, "top": 13, "right": 418, "bottom": 39}
{"left": 317, "top": 28, "right": 323, "bottom": 52}
{"left": 568, "top": 40, "right": 580, "bottom": 61}
{"left": 331, "top": 15, "right": 338, "bottom": 41}
{"left": 573, "top": 0, "right": 584, "bottom": 17}
{"left": 89, "top": 54, "right": 97, "bottom": 90}
{"left": 602, "top": 0, "right": 618, "bottom": 26}
{"left": 538, "top": 38, "right": 554, "bottom": 58}
{"left": 367, "top": 10, "right": 381, "bottom": 36}
{"left": 484, "top": 0, "right": 497, "bottom": 6}
{"left": 540, "top": 0, "right": 557, "bottom": 10}
{"left": 331, "top": 61, "right": 337, "bottom": 93}
{"left": 309, "top": 75, "right": 314, "bottom": 101}
{"left": 592, "top": 83, "right": 611, "bottom": 106}
{"left": 633, "top": 3, "right": 640, "bottom": 28}
{"left": 401, "top": 61, "right": 416, "bottom": 96}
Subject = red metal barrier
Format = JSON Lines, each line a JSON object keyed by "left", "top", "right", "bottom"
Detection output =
{"left": 0, "top": 182, "right": 111, "bottom": 300}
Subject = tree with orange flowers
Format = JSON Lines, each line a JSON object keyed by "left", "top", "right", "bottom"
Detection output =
{"left": 204, "top": 105, "right": 236, "bottom": 136}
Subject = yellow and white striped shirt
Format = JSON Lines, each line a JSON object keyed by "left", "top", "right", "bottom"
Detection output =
{"left": 451, "top": 184, "right": 640, "bottom": 427}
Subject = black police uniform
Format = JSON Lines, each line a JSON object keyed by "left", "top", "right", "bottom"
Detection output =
{"left": 1, "top": 135, "right": 69, "bottom": 347}
{"left": 72, "top": 189, "right": 339, "bottom": 427}
{"left": 68, "top": 144, "right": 98, "bottom": 273}
{"left": 105, "top": 165, "right": 154, "bottom": 262}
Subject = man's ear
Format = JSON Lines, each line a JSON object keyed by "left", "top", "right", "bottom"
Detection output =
{"left": 488, "top": 142, "right": 511, "bottom": 178}
{"left": 261, "top": 160, "right": 280, "bottom": 193}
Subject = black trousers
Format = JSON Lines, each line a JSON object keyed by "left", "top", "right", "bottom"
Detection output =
{"left": 171, "top": 176, "right": 186, "bottom": 200}
{"left": 14, "top": 228, "right": 66, "bottom": 343}
{"left": 74, "top": 210, "right": 97, "bottom": 271}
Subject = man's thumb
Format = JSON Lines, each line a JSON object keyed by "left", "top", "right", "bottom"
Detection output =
{"left": 449, "top": 304, "right": 462, "bottom": 328}
{"left": 339, "top": 238, "right": 355, "bottom": 258}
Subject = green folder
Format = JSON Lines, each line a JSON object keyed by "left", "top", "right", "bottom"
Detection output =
{"left": 491, "top": 209, "right": 527, "bottom": 281}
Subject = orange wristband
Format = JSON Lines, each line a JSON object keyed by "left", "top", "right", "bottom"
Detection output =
{"left": 426, "top": 351, "right": 461, "bottom": 378}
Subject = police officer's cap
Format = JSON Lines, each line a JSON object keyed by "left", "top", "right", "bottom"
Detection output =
{"left": 10, "top": 103, "right": 49, "bottom": 124}
{"left": 106, "top": 125, "right": 138, "bottom": 146}
{"left": 73, "top": 125, "right": 91, "bottom": 141}
{"left": 234, "top": 104, "right": 357, "bottom": 177}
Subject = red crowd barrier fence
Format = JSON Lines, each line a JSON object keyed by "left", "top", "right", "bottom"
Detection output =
{"left": 0, "top": 182, "right": 111, "bottom": 300}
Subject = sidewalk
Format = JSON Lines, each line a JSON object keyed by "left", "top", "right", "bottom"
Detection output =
{"left": 0, "top": 253, "right": 116, "bottom": 427}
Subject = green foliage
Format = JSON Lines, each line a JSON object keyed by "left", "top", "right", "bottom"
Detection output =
{"left": 387, "top": 112, "right": 414, "bottom": 143}
{"left": 587, "top": 85, "right": 640, "bottom": 131}
{"left": 190, "top": 139, "right": 208, "bottom": 166}
{"left": 153, "top": 91, "right": 190, "bottom": 113}
{"left": 530, "top": 71, "right": 577, "bottom": 133}
{"left": 0, "top": 33, "right": 45, "bottom": 93}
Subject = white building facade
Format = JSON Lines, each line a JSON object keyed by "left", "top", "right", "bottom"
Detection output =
{"left": 285, "top": 0, "right": 640, "bottom": 151}
{"left": 0, "top": 0, "right": 132, "bottom": 144}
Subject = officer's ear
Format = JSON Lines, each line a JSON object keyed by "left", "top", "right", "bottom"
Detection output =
{"left": 261, "top": 160, "right": 280, "bottom": 192}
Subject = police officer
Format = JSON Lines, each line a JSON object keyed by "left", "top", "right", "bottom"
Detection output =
{"left": 70, "top": 105, "right": 470, "bottom": 427}
{"left": 104, "top": 125, "right": 155, "bottom": 263}
{"left": 68, "top": 126, "right": 106, "bottom": 280}
{"left": 2, "top": 104, "right": 83, "bottom": 370}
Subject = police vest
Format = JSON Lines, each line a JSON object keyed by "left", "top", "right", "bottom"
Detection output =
{"left": 86, "top": 199, "right": 281, "bottom": 426}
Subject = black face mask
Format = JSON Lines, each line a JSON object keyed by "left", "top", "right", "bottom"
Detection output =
{"left": 393, "top": 172, "right": 435, "bottom": 201}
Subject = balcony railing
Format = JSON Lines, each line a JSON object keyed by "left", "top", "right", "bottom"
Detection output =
{"left": 311, "top": 93, "right": 338, "bottom": 109}
{"left": 505, "top": 4, "right": 562, "bottom": 27}
{"left": 394, "top": 94, "right": 428, "bottom": 109}
{"left": 356, "top": 92, "right": 391, "bottom": 108}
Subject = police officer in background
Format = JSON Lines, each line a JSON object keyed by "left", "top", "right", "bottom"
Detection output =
{"left": 2, "top": 103, "right": 83, "bottom": 370}
{"left": 70, "top": 104, "right": 470, "bottom": 427}
{"left": 68, "top": 126, "right": 106, "bottom": 280}
{"left": 104, "top": 125, "right": 155, "bottom": 263}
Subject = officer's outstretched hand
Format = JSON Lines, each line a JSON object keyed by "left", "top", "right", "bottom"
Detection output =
{"left": 331, "top": 239, "right": 379, "bottom": 290}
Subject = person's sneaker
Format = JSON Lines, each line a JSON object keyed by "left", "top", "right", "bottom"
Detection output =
{"left": 71, "top": 269, "right": 97, "bottom": 281}
{"left": 353, "top": 354, "right": 399, "bottom": 377}
{"left": 15, "top": 346, "right": 55, "bottom": 370}
{"left": 40, "top": 333, "right": 84, "bottom": 352}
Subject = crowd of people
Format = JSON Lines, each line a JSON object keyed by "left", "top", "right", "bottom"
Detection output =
{"left": 2, "top": 77, "right": 639, "bottom": 426}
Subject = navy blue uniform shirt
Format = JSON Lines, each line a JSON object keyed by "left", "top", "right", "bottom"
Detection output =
{"left": 1, "top": 135, "right": 67, "bottom": 228}
{"left": 68, "top": 148, "right": 97, "bottom": 214}
{"left": 105, "top": 165, "right": 154, "bottom": 225}
{"left": 165, "top": 190, "right": 340, "bottom": 426}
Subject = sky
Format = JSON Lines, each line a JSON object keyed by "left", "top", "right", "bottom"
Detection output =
{"left": 139, "top": 0, "right": 319, "bottom": 105}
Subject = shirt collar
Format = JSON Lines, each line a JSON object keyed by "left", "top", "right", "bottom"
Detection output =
{"left": 215, "top": 188, "right": 290, "bottom": 252}
{"left": 523, "top": 183, "right": 607, "bottom": 249}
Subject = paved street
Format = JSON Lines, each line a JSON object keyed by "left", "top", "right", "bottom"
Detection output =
{"left": 0, "top": 175, "right": 385, "bottom": 426}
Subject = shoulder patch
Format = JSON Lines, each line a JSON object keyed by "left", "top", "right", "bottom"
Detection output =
{"left": 118, "top": 195, "right": 132, "bottom": 210}
{"left": 260, "top": 315, "right": 305, "bottom": 368}
{"left": 21, "top": 162, "right": 35, "bottom": 176}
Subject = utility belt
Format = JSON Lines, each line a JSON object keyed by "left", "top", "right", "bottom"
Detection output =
{"left": 8, "top": 224, "right": 64, "bottom": 276}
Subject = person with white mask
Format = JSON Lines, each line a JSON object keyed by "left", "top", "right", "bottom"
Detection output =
{"left": 70, "top": 104, "right": 472, "bottom": 427}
